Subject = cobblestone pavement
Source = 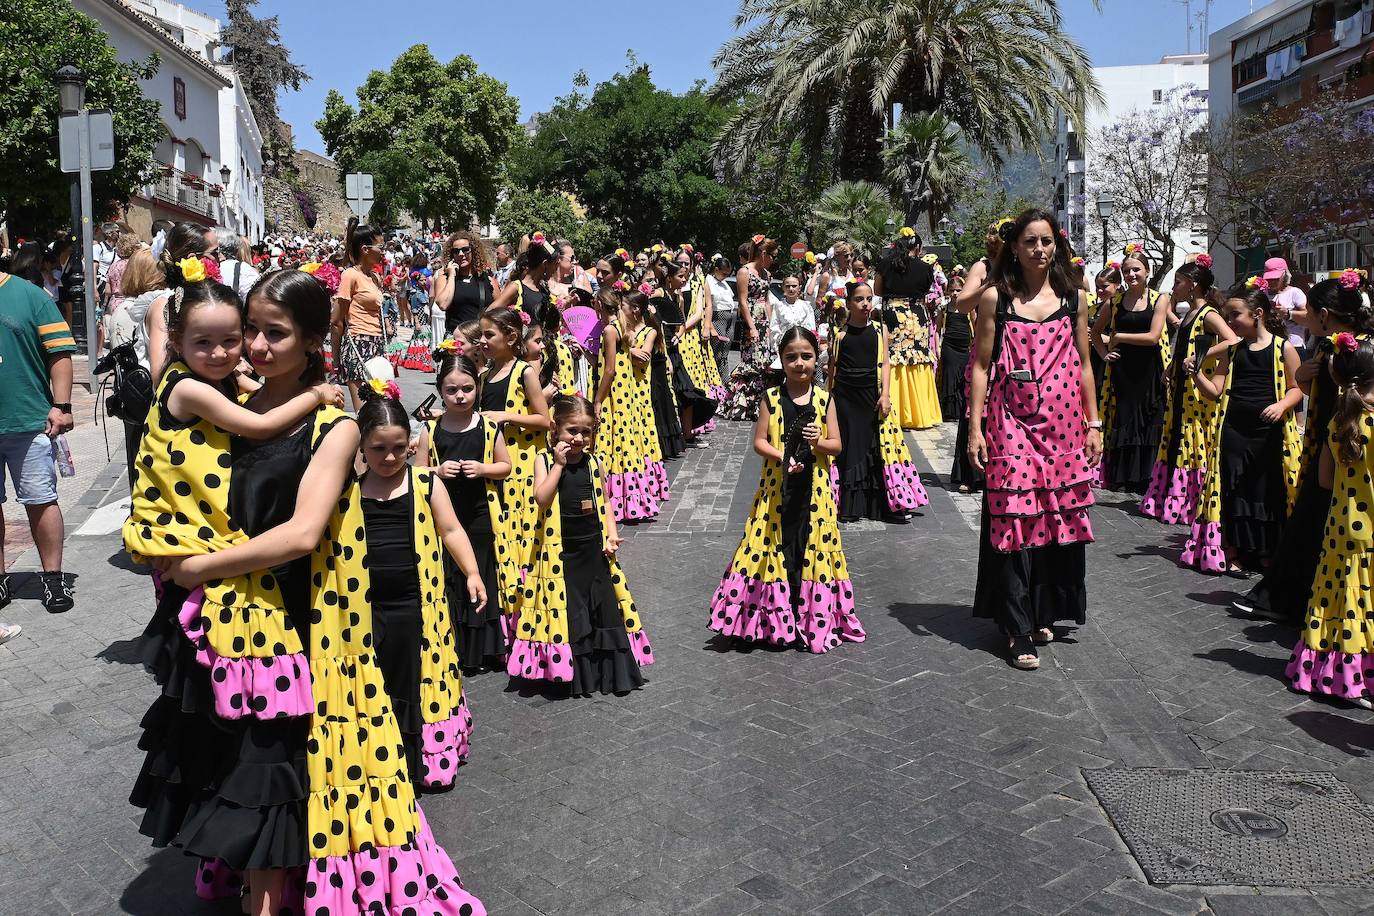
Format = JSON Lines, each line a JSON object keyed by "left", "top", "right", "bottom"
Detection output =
{"left": 1, "top": 369, "right": 1371, "bottom": 915}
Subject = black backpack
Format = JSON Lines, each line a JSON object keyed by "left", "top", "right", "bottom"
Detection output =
{"left": 95, "top": 333, "right": 154, "bottom": 423}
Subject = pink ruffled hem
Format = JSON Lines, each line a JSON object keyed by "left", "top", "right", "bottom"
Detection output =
{"left": 506, "top": 638, "right": 574, "bottom": 683}
{"left": 884, "top": 461, "right": 928, "bottom": 511}
{"left": 794, "top": 579, "right": 864, "bottom": 654}
{"left": 604, "top": 468, "right": 661, "bottom": 522}
{"left": 194, "top": 857, "right": 241, "bottom": 900}
{"left": 987, "top": 481, "right": 1093, "bottom": 519}
{"left": 1180, "top": 519, "right": 1225, "bottom": 573}
{"left": 628, "top": 630, "right": 655, "bottom": 667}
{"left": 419, "top": 698, "right": 473, "bottom": 789}
{"left": 1286, "top": 642, "right": 1373, "bottom": 700}
{"left": 1139, "top": 462, "right": 1205, "bottom": 525}
{"left": 709, "top": 571, "right": 862, "bottom": 653}
{"left": 177, "top": 587, "right": 313, "bottom": 720}
{"left": 306, "top": 809, "right": 485, "bottom": 916}
{"left": 988, "top": 509, "right": 1094, "bottom": 553}
{"left": 987, "top": 448, "right": 1094, "bottom": 494}
{"left": 645, "top": 458, "right": 671, "bottom": 504}
{"left": 709, "top": 573, "right": 798, "bottom": 645}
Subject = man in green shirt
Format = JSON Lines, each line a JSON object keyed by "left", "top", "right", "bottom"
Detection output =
{"left": 0, "top": 270, "right": 77, "bottom": 624}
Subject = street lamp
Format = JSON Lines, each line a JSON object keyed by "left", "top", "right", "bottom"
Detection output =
{"left": 219, "top": 163, "right": 231, "bottom": 186}
{"left": 55, "top": 65, "right": 86, "bottom": 114}
{"left": 885, "top": 216, "right": 896, "bottom": 239}
{"left": 1096, "top": 192, "right": 1115, "bottom": 264}
{"left": 938, "top": 216, "right": 952, "bottom": 243}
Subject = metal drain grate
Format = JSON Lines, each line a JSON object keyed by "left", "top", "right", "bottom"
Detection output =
{"left": 1083, "top": 768, "right": 1374, "bottom": 888}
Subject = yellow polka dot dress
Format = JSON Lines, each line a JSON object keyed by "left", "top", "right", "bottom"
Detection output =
{"left": 481, "top": 358, "right": 544, "bottom": 589}
{"left": 596, "top": 320, "right": 664, "bottom": 521}
{"left": 1140, "top": 305, "right": 1223, "bottom": 524}
{"left": 1287, "top": 414, "right": 1374, "bottom": 702}
{"left": 358, "top": 467, "right": 472, "bottom": 791}
{"left": 631, "top": 325, "right": 670, "bottom": 504}
{"left": 507, "top": 452, "right": 653, "bottom": 691}
{"left": 709, "top": 386, "right": 863, "bottom": 653}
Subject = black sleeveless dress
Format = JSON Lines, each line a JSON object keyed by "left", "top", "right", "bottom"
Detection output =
{"left": 431, "top": 419, "right": 506, "bottom": 671}
{"left": 1102, "top": 303, "right": 1164, "bottom": 491}
{"left": 558, "top": 455, "right": 645, "bottom": 696}
{"left": 831, "top": 323, "right": 889, "bottom": 521}
{"left": 1221, "top": 340, "right": 1289, "bottom": 566}
{"left": 445, "top": 271, "right": 494, "bottom": 336}
{"left": 778, "top": 388, "right": 817, "bottom": 602}
{"left": 360, "top": 482, "right": 426, "bottom": 786}
{"left": 650, "top": 347, "right": 686, "bottom": 459}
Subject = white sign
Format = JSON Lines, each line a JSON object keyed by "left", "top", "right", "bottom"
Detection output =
{"left": 59, "top": 110, "right": 115, "bottom": 173}
{"left": 345, "top": 172, "right": 374, "bottom": 218}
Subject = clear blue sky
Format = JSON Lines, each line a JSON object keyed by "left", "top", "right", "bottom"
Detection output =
{"left": 213, "top": 0, "right": 1259, "bottom": 156}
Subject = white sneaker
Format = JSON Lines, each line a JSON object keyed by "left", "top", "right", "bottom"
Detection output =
{"left": 0, "top": 624, "right": 22, "bottom": 647}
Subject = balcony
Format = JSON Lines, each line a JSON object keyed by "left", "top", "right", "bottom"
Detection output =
{"left": 147, "top": 164, "right": 222, "bottom": 221}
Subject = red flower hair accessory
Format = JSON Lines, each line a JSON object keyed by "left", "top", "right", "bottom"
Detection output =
{"left": 752, "top": 234, "right": 765, "bottom": 245}
{"left": 1195, "top": 253, "right": 1213, "bottom": 269}
{"left": 638, "top": 282, "right": 653, "bottom": 295}
{"left": 611, "top": 279, "right": 628, "bottom": 292}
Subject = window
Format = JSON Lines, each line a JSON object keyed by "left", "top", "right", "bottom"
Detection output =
{"left": 1152, "top": 89, "right": 1163, "bottom": 103}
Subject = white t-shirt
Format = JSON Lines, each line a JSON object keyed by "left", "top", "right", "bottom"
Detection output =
{"left": 708, "top": 275, "right": 736, "bottom": 314}
{"left": 769, "top": 296, "right": 816, "bottom": 369}
{"left": 1272, "top": 285, "right": 1308, "bottom": 350}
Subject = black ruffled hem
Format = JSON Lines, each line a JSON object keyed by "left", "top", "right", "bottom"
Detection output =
{"left": 569, "top": 627, "right": 645, "bottom": 696}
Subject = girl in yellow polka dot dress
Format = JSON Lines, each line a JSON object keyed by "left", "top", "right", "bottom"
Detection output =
{"left": 479, "top": 307, "right": 552, "bottom": 588}
{"left": 710, "top": 327, "right": 863, "bottom": 653}
{"left": 123, "top": 271, "right": 342, "bottom": 718}
{"left": 355, "top": 393, "right": 485, "bottom": 790}
{"left": 592, "top": 286, "right": 666, "bottom": 521}
{"left": 1287, "top": 333, "right": 1374, "bottom": 709}
{"left": 508, "top": 396, "right": 653, "bottom": 694}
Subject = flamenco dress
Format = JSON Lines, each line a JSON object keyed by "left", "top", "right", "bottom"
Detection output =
{"left": 649, "top": 345, "right": 686, "bottom": 460}
{"left": 690, "top": 274, "right": 731, "bottom": 410}
{"left": 879, "top": 257, "right": 943, "bottom": 429}
{"left": 1286, "top": 413, "right": 1374, "bottom": 702}
{"left": 938, "top": 309, "right": 972, "bottom": 420}
{"left": 429, "top": 416, "right": 514, "bottom": 670}
{"left": 1243, "top": 337, "right": 1345, "bottom": 622}
{"left": 595, "top": 322, "right": 664, "bottom": 521}
{"left": 829, "top": 323, "right": 928, "bottom": 521}
{"left": 506, "top": 453, "right": 654, "bottom": 692}
{"left": 1180, "top": 339, "right": 1300, "bottom": 573}
{"left": 360, "top": 467, "right": 472, "bottom": 790}
{"left": 657, "top": 293, "right": 718, "bottom": 437}
{"left": 972, "top": 292, "right": 1095, "bottom": 637}
{"left": 722, "top": 272, "right": 773, "bottom": 421}
{"left": 1139, "top": 305, "right": 1222, "bottom": 523}
{"left": 1097, "top": 296, "right": 1165, "bottom": 492}
{"left": 482, "top": 359, "right": 545, "bottom": 578}
{"left": 709, "top": 386, "right": 862, "bottom": 652}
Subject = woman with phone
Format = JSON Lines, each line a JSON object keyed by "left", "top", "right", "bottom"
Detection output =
{"left": 432, "top": 230, "right": 496, "bottom": 340}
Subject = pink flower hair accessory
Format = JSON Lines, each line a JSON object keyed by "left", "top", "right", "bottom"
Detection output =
{"left": 1245, "top": 276, "right": 1270, "bottom": 293}
{"left": 1340, "top": 268, "right": 1362, "bottom": 289}
{"left": 1335, "top": 331, "right": 1358, "bottom": 352}
{"left": 1195, "top": 253, "right": 1213, "bottom": 269}
{"left": 519, "top": 310, "right": 532, "bottom": 326}
{"left": 611, "top": 279, "right": 628, "bottom": 292}
{"left": 638, "top": 282, "right": 653, "bottom": 296}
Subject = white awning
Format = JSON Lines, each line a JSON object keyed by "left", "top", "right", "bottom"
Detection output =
{"left": 1234, "top": 8, "right": 1313, "bottom": 62}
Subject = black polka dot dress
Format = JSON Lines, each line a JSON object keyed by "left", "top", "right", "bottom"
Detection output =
{"left": 709, "top": 386, "right": 862, "bottom": 652}
{"left": 1286, "top": 414, "right": 1374, "bottom": 702}
{"left": 507, "top": 452, "right": 653, "bottom": 691}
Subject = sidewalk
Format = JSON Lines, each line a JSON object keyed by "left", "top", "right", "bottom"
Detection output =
{"left": 1, "top": 373, "right": 1371, "bottom": 915}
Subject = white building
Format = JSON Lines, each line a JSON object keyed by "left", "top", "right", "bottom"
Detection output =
{"left": 74, "top": 0, "right": 265, "bottom": 242}
{"left": 1052, "top": 54, "right": 1209, "bottom": 281}
{"left": 1207, "top": 0, "right": 1374, "bottom": 288}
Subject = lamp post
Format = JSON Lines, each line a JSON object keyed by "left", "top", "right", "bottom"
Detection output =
{"left": 885, "top": 215, "right": 896, "bottom": 241}
{"left": 55, "top": 65, "right": 97, "bottom": 367}
{"left": 219, "top": 163, "right": 232, "bottom": 227}
{"left": 938, "top": 216, "right": 952, "bottom": 244}
{"left": 1096, "top": 192, "right": 1115, "bottom": 265}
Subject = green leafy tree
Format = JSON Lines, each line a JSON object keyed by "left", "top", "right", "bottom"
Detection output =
{"left": 512, "top": 66, "right": 821, "bottom": 255}
{"left": 0, "top": 0, "right": 163, "bottom": 233}
{"left": 316, "top": 46, "right": 520, "bottom": 229}
{"left": 882, "top": 112, "right": 972, "bottom": 228}
{"left": 710, "top": 0, "right": 1101, "bottom": 185}
{"left": 222, "top": 0, "right": 308, "bottom": 153}
{"left": 947, "top": 181, "right": 1031, "bottom": 267}
{"left": 812, "top": 180, "right": 901, "bottom": 261}
{"left": 494, "top": 188, "right": 611, "bottom": 259}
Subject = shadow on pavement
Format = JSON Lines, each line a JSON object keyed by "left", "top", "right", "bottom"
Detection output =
{"left": 1192, "top": 645, "right": 1288, "bottom": 679}
{"left": 107, "top": 548, "right": 145, "bottom": 574}
{"left": 99, "top": 635, "right": 145, "bottom": 666}
{"left": 1287, "top": 708, "right": 1374, "bottom": 758}
{"left": 886, "top": 601, "right": 999, "bottom": 654}
{"left": 118, "top": 847, "right": 214, "bottom": 915}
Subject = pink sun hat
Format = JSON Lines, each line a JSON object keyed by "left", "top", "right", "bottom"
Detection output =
{"left": 1262, "top": 257, "right": 1289, "bottom": 280}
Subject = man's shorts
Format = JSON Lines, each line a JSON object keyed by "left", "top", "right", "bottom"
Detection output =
{"left": 0, "top": 431, "right": 58, "bottom": 505}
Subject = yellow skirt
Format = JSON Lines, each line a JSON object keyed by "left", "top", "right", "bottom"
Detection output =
{"left": 890, "top": 364, "right": 943, "bottom": 429}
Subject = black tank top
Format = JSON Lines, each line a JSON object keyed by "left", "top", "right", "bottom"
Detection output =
{"left": 1230, "top": 340, "right": 1277, "bottom": 408}
{"left": 430, "top": 420, "right": 490, "bottom": 530}
{"left": 557, "top": 456, "right": 600, "bottom": 543}
{"left": 836, "top": 323, "right": 879, "bottom": 386}
{"left": 361, "top": 483, "right": 419, "bottom": 605}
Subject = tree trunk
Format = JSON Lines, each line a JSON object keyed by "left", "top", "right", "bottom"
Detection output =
{"left": 838, "top": 94, "right": 884, "bottom": 184}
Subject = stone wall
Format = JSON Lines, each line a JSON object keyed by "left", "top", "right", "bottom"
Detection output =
{"left": 262, "top": 149, "right": 353, "bottom": 236}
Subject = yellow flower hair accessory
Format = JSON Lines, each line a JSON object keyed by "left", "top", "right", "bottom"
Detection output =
{"left": 178, "top": 257, "right": 207, "bottom": 284}
{"left": 368, "top": 377, "right": 402, "bottom": 400}
{"left": 299, "top": 262, "right": 321, "bottom": 275}
{"left": 921, "top": 253, "right": 938, "bottom": 265}
{"left": 994, "top": 217, "right": 1014, "bottom": 231}
{"left": 899, "top": 226, "right": 915, "bottom": 239}
{"left": 1123, "top": 242, "right": 1143, "bottom": 256}
{"left": 804, "top": 251, "right": 817, "bottom": 266}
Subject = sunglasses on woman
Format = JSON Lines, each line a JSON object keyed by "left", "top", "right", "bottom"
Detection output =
{"left": 451, "top": 246, "right": 471, "bottom": 256}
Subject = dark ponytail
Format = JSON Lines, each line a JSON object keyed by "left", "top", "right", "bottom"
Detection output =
{"left": 345, "top": 216, "right": 379, "bottom": 267}
{"left": 1330, "top": 337, "right": 1374, "bottom": 465}
{"left": 1310, "top": 278, "right": 1374, "bottom": 335}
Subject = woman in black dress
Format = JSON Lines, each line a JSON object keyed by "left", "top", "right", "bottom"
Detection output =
{"left": 938, "top": 268, "right": 972, "bottom": 419}
{"left": 433, "top": 230, "right": 496, "bottom": 339}
{"left": 492, "top": 231, "right": 557, "bottom": 321}
{"left": 1091, "top": 247, "right": 1169, "bottom": 492}
{"left": 643, "top": 299, "right": 686, "bottom": 459}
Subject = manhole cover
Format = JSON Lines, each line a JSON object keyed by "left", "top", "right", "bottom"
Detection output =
{"left": 1082, "top": 768, "right": 1374, "bottom": 888}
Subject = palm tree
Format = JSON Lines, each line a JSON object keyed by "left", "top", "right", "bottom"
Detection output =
{"left": 711, "top": 0, "right": 1101, "bottom": 184}
{"left": 882, "top": 111, "right": 972, "bottom": 228}
{"left": 812, "top": 180, "right": 902, "bottom": 258}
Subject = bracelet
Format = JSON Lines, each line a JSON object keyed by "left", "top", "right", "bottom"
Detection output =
{"left": 52, "top": 402, "right": 72, "bottom": 413}
{"left": 1086, "top": 420, "right": 1103, "bottom": 430}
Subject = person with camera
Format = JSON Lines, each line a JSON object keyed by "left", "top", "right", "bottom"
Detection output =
{"left": 0, "top": 267, "right": 77, "bottom": 618}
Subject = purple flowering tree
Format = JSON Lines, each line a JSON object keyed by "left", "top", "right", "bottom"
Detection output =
{"left": 1208, "top": 87, "right": 1374, "bottom": 272}
{"left": 1087, "top": 85, "right": 1208, "bottom": 287}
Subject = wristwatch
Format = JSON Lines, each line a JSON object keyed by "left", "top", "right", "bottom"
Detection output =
{"left": 52, "top": 402, "right": 72, "bottom": 413}
{"left": 1086, "top": 420, "right": 1103, "bottom": 429}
